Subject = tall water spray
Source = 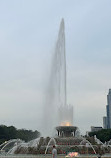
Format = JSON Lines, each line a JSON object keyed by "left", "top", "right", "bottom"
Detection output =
{"left": 55, "top": 18, "right": 67, "bottom": 107}
{"left": 42, "top": 19, "right": 73, "bottom": 136}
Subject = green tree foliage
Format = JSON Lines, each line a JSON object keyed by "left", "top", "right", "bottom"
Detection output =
{"left": 0, "top": 125, "right": 40, "bottom": 144}
{"left": 89, "top": 129, "right": 111, "bottom": 143}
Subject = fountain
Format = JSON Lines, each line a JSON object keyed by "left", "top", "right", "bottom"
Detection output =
{"left": 42, "top": 19, "right": 71, "bottom": 136}
{"left": 1, "top": 19, "right": 111, "bottom": 158}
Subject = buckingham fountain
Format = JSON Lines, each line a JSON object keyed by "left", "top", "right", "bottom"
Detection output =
{"left": 1, "top": 19, "right": 111, "bottom": 157}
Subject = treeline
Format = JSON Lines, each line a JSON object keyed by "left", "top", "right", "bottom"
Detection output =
{"left": 0, "top": 125, "right": 40, "bottom": 144}
{"left": 89, "top": 129, "right": 111, "bottom": 143}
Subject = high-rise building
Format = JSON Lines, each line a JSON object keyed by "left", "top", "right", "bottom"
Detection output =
{"left": 103, "top": 89, "right": 111, "bottom": 129}
{"left": 91, "top": 126, "right": 102, "bottom": 132}
{"left": 107, "top": 89, "right": 111, "bottom": 128}
{"left": 106, "top": 105, "right": 110, "bottom": 128}
{"left": 103, "top": 116, "right": 107, "bottom": 129}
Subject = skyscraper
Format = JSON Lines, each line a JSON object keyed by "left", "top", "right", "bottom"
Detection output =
{"left": 103, "top": 89, "right": 111, "bottom": 129}
{"left": 107, "top": 89, "right": 111, "bottom": 128}
{"left": 103, "top": 116, "right": 107, "bottom": 129}
{"left": 106, "top": 104, "right": 110, "bottom": 128}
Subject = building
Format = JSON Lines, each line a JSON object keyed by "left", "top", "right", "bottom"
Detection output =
{"left": 106, "top": 105, "right": 110, "bottom": 128}
{"left": 91, "top": 126, "right": 102, "bottom": 132}
{"left": 107, "top": 89, "right": 111, "bottom": 128}
{"left": 103, "top": 116, "right": 107, "bottom": 129}
{"left": 103, "top": 89, "right": 111, "bottom": 129}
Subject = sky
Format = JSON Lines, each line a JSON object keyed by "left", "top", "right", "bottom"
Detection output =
{"left": 0, "top": 0, "right": 111, "bottom": 135}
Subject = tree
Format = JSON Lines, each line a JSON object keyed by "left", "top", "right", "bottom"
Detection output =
{"left": 0, "top": 125, "right": 40, "bottom": 144}
{"left": 89, "top": 129, "right": 111, "bottom": 143}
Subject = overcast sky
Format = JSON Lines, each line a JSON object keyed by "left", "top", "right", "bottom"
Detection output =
{"left": 0, "top": 0, "right": 111, "bottom": 135}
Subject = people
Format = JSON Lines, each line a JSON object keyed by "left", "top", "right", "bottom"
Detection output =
{"left": 52, "top": 145, "right": 57, "bottom": 158}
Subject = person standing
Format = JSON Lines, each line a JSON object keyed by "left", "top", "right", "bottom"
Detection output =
{"left": 52, "top": 145, "right": 57, "bottom": 158}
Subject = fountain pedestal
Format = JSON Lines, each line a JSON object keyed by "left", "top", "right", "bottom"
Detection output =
{"left": 56, "top": 126, "right": 77, "bottom": 137}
